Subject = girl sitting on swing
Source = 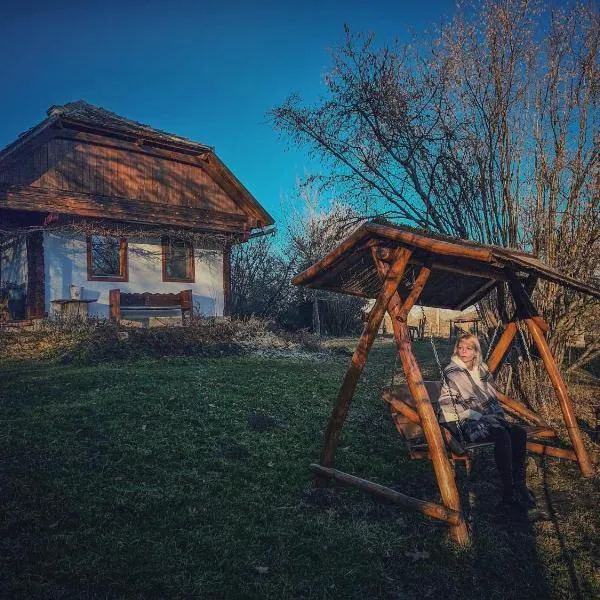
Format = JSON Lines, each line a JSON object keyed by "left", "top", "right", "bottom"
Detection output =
{"left": 437, "top": 332, "right": 536, "bottom": 511}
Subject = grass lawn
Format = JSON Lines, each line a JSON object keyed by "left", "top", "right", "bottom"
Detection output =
{"left": 1, "top": 339, "right": 599, "bottom": 599}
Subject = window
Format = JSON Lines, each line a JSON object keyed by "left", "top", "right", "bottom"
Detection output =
{"left": 162, "top": 238, "right": 194, "bottom": 282}
{"left": 87, "top": 236, "right": 128, "bottom": 281}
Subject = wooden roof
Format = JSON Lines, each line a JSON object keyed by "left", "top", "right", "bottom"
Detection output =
{"left": 0, "top": 101, "right": 274, "bottom": 232}
{"left": 292, "top": 222, "right": 600, "bottom": 310}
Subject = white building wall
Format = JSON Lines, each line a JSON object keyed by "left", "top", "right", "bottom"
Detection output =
{"left": 44, "top": 232, "right": 224, "bottom": 318}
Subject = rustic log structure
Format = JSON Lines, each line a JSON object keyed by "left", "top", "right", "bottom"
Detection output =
{"left": 293, "top": 221, "right": 599, "bottom": 546}
{"left": 0, "top": 101, "right": 274, "bottom": 321}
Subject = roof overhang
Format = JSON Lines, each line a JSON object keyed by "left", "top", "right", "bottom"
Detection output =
{"left": 292, "top": 223, "right": 600, "bottom": 310}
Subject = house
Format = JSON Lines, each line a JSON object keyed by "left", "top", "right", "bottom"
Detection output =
{"left": 0, "top": 101, "right": 274, "bottom": 323}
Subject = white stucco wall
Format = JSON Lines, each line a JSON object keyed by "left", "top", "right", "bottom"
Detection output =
{"left": 44, "top": 232, "right": 224, "bottom": 318}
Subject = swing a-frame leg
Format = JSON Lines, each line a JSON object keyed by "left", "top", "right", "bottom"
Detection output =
{"left": 377, "top": 256, "right": 470, "bottom": 546}
{"left": 313, "top": 247, "right": 470, "bottom": 546}
{"left": 486, "top": 272, "right": 596, "bottom": 477}
{"left": 315, "top": 247, "right": 413, "bottom": 478}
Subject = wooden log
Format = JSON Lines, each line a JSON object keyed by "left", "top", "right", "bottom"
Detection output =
{"left": 524, "top": 317, "right": 595, "bottom": 477}
{"left": 371, "top": 252, "right": 469, "bottom": 544}
{"left": 395, "top": 263, "right": 432, "bottom": 322}
{"left": 383, "top": 391, "right": 420, "bottom": 424}
{"left": 526, "top": 442, "right": 578, "bottom": 461}
{"left": 532, "top": 315, "right": 550, "bottom": 333}
{"left": 309, "top": 464, "right": 462, "bottom": 526}
{"left": 524, "top": 426, "right": 556, "bottom": 439}
{"left": 391, "top": 317, "right": 470, "bottom": 545}
{"left": 486, "top": 322, "right": 518, "bottom": 374}
{"left": 316, "top": 248, "right": 413, "bottom": 481}
{"left": 367, "top": 222, "right": 493, "bottom": 263}
{"left": 495, "top": 391, "right": 548, "bottom": 427}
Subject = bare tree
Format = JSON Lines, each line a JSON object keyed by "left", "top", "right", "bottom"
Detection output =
{"left": 270, "top": 0, "right": 599, "bottom": 367}
{"left": 230, "top": 236, "right": 294, "bottom": 320}
{"left": 284, "top": 188, "right": 364, "bottom": 335}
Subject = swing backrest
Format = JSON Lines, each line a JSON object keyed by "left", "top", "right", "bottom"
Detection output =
{"left": 388, "top": 381, "right": 441, "bottom": 440}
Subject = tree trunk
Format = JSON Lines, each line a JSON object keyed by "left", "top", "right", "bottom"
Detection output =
{"left": 312, "top": 294, "right": 321, "bottom": 337}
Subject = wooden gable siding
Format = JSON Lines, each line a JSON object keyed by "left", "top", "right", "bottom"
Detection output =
{"left": 0, "top": 135, "right": 245, "bottom": 216}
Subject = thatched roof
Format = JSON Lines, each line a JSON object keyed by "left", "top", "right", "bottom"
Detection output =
{"left": 292, "top": 222, "right": 600, "bottom": 310}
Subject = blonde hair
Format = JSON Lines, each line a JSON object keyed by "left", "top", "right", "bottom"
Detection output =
{"left": 453, "top": 333, "right": 482, "bottom": 367}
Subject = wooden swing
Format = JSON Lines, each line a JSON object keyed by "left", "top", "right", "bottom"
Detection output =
{"left": 292, "top": 222, "right": 599, "bottom": 546}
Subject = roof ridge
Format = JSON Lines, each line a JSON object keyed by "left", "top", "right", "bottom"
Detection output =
{"left": 46, "top": 100, "right": 213, "bottom": 152}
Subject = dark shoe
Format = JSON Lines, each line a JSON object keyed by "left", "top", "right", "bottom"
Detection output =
{"left": 499, "top": 493, "right": 529, "bottom": 513}
{"left": 515, "top": 486, "right": 537, "bottom": 508}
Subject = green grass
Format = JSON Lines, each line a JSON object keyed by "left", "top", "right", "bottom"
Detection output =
{"left": 1, "top": 340, "right": 599, "bottom": 599}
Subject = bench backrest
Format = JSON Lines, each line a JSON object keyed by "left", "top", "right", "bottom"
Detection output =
{"left": 388, "top": 381, "right": 442, "bottom": 440}
{"left": 389, "top": 381, "right": 441, "bottom": 408}
{"left": 120, "top": 292, "right": 190, "bottom": 308}
{"left": 109, "top": 289, "right": 193, "bottom": 321}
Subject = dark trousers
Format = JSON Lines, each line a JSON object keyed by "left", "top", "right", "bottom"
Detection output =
{"left": 487, "top": 421, "right": 528, "bottom": 497}
{"left": 445, "top": 420, "right": 528, "bottom": 497}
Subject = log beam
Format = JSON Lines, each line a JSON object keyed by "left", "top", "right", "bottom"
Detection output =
{"left": 383, "top": 392, "right": 420, "bottom": 424}
{"left": 372, "top": 255, "right": 470, "bottom": 545}
{"left": 495, "top": 391, "right": 548, "bottom": 427}
{"left": 526, "top": 442, "right": 578, "bottom": 462}
{"left": 310, "top": 464, "right": 462, "bottom": 526}
{"left": 524, "top": 318, "right": 594, "bottom": 476}
{"left": 486, "top": 322, "right": 518, "bottom": 374}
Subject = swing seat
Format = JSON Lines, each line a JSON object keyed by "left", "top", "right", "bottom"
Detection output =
{"left": 384, "top": 383, "right": 557, "bottom": 469}
{"left": 384, "top": 382, "right": 485, "bottom": 469}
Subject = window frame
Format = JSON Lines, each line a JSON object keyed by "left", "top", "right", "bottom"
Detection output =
{"left": 161, "top": 237, "right": 195, "bottom": 283}
{"left": 86, "top": 236, "right": 129, "bottom": 282}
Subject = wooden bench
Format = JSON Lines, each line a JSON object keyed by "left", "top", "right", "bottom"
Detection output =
{"left": 109, "top": 289, "right": 193, "bottom": 324}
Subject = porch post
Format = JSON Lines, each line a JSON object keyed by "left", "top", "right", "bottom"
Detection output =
{"left": 222, "top": 243, "right": 232, "bottom": 316}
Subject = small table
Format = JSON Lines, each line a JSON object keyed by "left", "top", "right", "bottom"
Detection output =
{"left": 51, "top": 299, "right": 96, "bottom": 319}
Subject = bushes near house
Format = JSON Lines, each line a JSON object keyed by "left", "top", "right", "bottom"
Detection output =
{"left": 0, "top": 317, "right": 324, "bottom": 365}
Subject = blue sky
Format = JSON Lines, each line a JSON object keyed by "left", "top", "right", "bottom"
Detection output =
{"left": 1, "top": 0, "right": 455, "bottom": 229}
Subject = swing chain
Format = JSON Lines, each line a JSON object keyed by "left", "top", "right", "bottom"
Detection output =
{"left": 420, "top": 305, "right": 467, "bottom": 444}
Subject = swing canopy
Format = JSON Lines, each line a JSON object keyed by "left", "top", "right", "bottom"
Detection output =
{"left": 292, "top": 222, "right": 600, "bottom": 309}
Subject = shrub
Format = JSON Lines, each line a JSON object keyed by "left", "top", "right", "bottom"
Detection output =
{"left": 0, "top": 316, "right": 324, "bottom": 365}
